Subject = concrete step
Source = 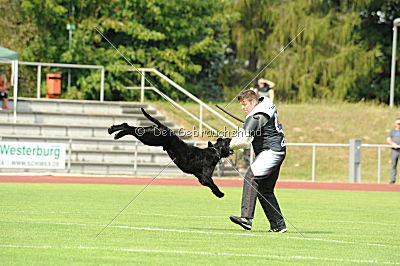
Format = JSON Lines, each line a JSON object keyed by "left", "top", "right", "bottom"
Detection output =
{"left": 9, "top": 97, "right": 150, "bottom": 115}
{"left": 0, "top": 111, "right": 174, "bottom": 127}
{"left": 0, "top": 98, "right": 216, "bottom": 176}
{"left": 0, "top": 135, "right": 197, "bottom": 152}
{"left": 71, "top": 149, "right": 172, "bottom": 164}
{"left": 121, "top": 107, "right": 156, "bottom": 114}
{"left": 0, "top": 122, "right": 190, "bottom": 139}
{"left": 70, "top": 149, "right": 235, "bottom": 167}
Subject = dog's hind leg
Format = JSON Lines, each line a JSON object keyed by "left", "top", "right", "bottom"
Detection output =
{"left": 108, "top": 123, "right": 129, "bottom": 134}
{"left": 114, "top": 129, "right": 135, "bottom": 140}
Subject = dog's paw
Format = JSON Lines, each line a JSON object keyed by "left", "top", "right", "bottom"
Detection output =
{"left": 107, "top": 126, "right": 114, "bottom": 135}
{"left": 215, "top": 191, "right": 225, "bottom": 198}
{"left": 114, "top": 131, "right": 125, "bottom": 140}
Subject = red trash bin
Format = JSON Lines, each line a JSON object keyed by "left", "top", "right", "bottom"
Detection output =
{"left": 46, "top": 74, "right": 62, "bottom": 98}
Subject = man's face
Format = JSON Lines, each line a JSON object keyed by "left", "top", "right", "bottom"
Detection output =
{"left": 240, "top": 99, "right": 258, "bottom": 115}
{"left": 396, "top": 120, "right": 400, "bottom": 129}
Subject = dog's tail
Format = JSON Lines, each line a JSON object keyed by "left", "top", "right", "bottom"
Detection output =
{"left": 141, "top": 108, "right": 164, "bottom": 127}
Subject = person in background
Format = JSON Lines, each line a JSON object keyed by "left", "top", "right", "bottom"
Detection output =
{"left": 387, "top": 118, "right": 400, "bottom": 184}
{"left": 253, "top": 78, "right": 275, "bottom": 102}
{"left": 0, "top": 72, "right": 10, "bottom": 110}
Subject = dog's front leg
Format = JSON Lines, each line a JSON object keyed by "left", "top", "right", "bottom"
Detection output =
{"left": 208, "top": 183, "right": 225, "bottom": 198}
{"left": 197, "top": 175, "right": 224, "bottom": 198}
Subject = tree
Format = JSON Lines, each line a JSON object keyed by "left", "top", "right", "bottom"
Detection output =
{"left": 224, "top": 0, "right": 381, "bottom": 102}
{"left": 0, "top": 0, "right": 39, "bottom": 97}
{"left": 17, "top": 0, "right": 230, "bottom": 101}
{"left": 353, "top": 0, "right": 400, "bottom": 104}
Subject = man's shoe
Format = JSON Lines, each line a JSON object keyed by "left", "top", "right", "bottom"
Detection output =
{"left": 390, "top": 180, "right": 395, "bottom": 184}
{"left": 229, "top": 216, "right": 252, "bottom": 230}
{"left": 268, "top": 227, "right": 287, "bottom": 233}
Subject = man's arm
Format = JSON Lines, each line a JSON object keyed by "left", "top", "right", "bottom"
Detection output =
{"left": 265, "top": 79, "right": 275, "bottom": 89}
{"left": 230, "top": 114, "right": 265, "bottom": 150}
{"left": 387, "top": 136, "right": 400, "bottom": 148}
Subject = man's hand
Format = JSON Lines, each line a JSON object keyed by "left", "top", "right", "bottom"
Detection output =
{"left": 393, "top": 144, "right": 400, "bottom": 149}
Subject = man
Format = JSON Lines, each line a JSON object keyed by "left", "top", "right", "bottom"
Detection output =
{"left": 253, "top": 78, "right": 275, "bottom": 102}
{"left": 387, "top": 118, "right": 400, "bottom": 184}
{"left": 229, "top": 89, "right": 286, "bottom": 232}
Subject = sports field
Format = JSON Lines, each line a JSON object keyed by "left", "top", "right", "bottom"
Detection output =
{"left": 0, "top": 180, "right": 399, "bottom": 265}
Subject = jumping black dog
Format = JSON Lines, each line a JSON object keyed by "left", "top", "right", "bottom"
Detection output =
{"left": 108, "top": 108, "right": 232, "bottom": 198}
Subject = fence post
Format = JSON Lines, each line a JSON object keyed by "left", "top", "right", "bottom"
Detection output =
{"left": 349, "top": 139, "right": 362, "bottom": 183}
{"left": 312, "top": 145, "right": 316, "bottom": 182}
{"left": 377, "top": 146, "right": 381, "bottom": 184}
{"left": 140, "top": 71, "right": 145, "bottom": 103}
{"left": 37, "top": 65, "right": 41, "bottom": 98}
{"left": 68, "top": 138, "right": 72, "bottom": 172}
{"left": 199, "top": 104, "right": 203, "bottom": 134}
{"left": 12, "top": 60, "right": 18, "bottom": 123}
{"left": 134, "top": 141, "right": 138, "bottom": 175}
{"left": 100, "top": 67, "right": 105, "bottom": 102}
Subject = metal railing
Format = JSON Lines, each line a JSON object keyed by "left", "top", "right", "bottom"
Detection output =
{"left": 19, "top": 61, "right": 105, "bottom": 101}
{"left": 126, "top": 68, "right": 239, "bottom": 135}
{"left": 0, "top": 60, "right": 105, "bottom": 123}
{"left": 287, "top": 143, "right": 393, "bottom": 183}
{"left": 0, "top": 134, "right": 394, "bottom": 183}
{"left": 362, "top": 144, "right": 392, "bottom": 184}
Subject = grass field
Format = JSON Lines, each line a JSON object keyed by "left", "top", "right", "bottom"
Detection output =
{"left": 1, "top": 182, "right": 399, "bottom": 265}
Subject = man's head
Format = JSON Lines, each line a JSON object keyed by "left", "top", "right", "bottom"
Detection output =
{"left": 395, "top": 118, "right": 400, "bottom": 129}
{"left": 237, "top": 90, "right": 259, "bottom": 114}
{"left": 257, "top": 78, "right": 267, "bottom": 87}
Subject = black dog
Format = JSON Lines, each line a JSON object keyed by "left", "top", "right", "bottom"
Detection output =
{"left": 108, "top": 108, "right": 232, "bottom": 198}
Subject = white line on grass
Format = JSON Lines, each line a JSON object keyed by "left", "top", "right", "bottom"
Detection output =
{"left": 0, "top": 244, "right": 399, "bottom": 264}
{"left": 135, "top": 213, "right": 399, "bottom": 227}
{"left": 3, "top": 211, "right": 399, "bottom": 227}
{"left": 4, "top": 210, "right": 399, "bottom": 229}
{"left": 0, "top": 220, "right": 392, "bottom": 248}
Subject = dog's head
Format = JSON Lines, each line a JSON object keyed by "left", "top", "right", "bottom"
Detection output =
{"left": 208, "top": 138, "right": 232, "bottom": 158}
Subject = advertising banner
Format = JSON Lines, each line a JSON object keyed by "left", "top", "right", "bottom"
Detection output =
{"left": 0, "top": 142, "right": 66, "bottom": 169}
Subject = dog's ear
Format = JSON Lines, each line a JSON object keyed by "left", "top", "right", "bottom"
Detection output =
{"left": 208, "top": 141, "right": 213, "bottom": 147}
{"left": 217, "top": 137, "right": 223, "bottom": 142}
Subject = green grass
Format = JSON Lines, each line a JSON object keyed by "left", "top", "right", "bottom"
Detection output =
{"left": 1, "top": 183, "right": 399, "bottom": 265}
{"left": 151, "top": 100, "right": 399, "bottom": 183}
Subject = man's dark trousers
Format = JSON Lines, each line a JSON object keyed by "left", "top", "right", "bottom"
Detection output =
{"left": 391, "top": 149, "right": 400, "bottom": 183}
{"left": 241, "top": 161, "right": 285, "bottom": 229}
